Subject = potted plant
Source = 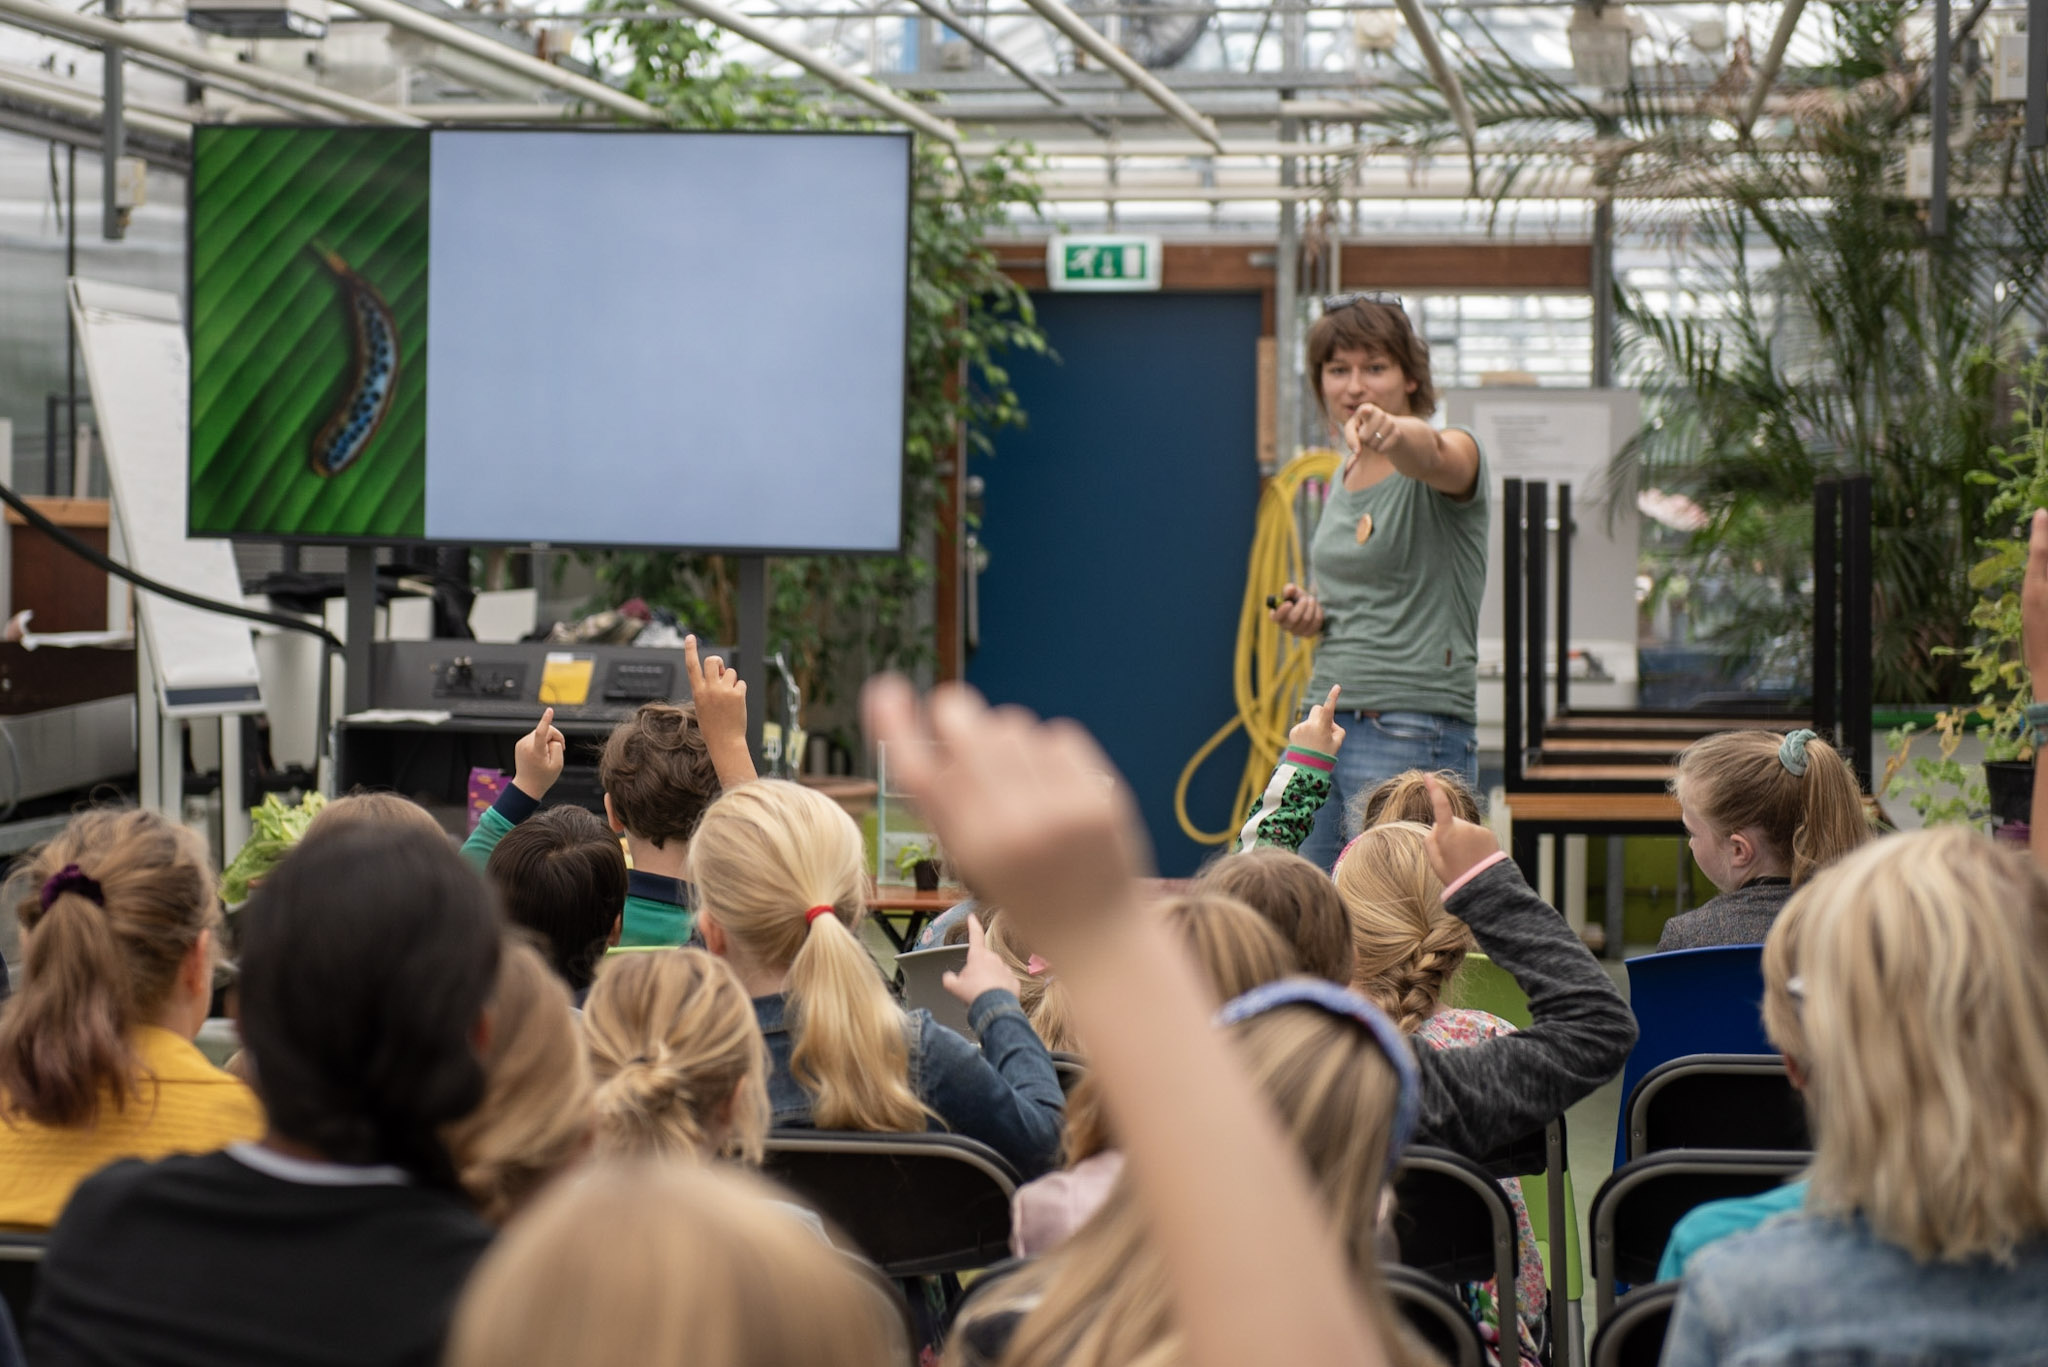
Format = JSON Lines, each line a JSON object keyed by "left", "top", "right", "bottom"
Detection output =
{"left": 1883, "top": 356, "right": 2048, "bottom": 835}
{"left": 894, "top": 839, "right": 944, "bottom": 892}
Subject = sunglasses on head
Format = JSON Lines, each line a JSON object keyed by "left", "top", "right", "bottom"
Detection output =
{"left": 1322, "top": 290, "right": 1407, "bottom": 316}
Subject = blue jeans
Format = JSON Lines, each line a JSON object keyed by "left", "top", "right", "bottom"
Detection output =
{"left": 1295, "top": 710, "right": 1479, "bottom": 871}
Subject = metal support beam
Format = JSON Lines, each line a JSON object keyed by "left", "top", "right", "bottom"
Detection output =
{"left": 654, "top": 0, "right": 961, "bottom": 144}
{"left": 1740, "top": 0, "right": 1808, "bottom": 136}
{"left": 1591, "top": 194, "right": 1614, "bottom": 384}
{"left": 0, "top": 64, "right": 188, "bottom": 141}
{"left": 1389, "top": 0, "right": 1477, "bottom": 181}
{"left": 0, "top": 0, "right": 424, "bottom": 124}
{"left": 2031, "top": 0, "right": 2048, "bottom": 147}
{"left": 338, "top": 0, "right": 664, "bottom": 125}
{"left": 900, "top": 0, "right": 1109, "bottom": 132}
{"left": 101, "top": 0, "right": 122, "bottom": 242}
{"left": 1010, "top": 0, "right": 1224, "bottom": 149}
{"left": 1932, "top": 0, "right": 1950, "bottom": 235}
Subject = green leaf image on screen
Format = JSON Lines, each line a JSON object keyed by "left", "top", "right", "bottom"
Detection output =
{"left": 191, "top": 127, "right": 430, "bottom": 540}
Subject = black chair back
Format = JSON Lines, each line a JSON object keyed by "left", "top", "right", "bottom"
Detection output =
{"left": 1386, "top": 1265, "right": 1485, "bottom": 1367}
{"left": 1391, "top": 1147, "right": 1518, "bottom": 1338}
{"left": 0, "top": 1234, "right": 43, "bottom": 1348}
{"left": 1590, "top": 1282, "right": 1680, "bottom": 1367}
{"left": 1589, "top": 1149, "right": 1808, "bottom": 1320}
{"left": 1626, "top": 1054, "right": 1809, "bottom": 1160}
{"left": 1048, "top": 1053, "right": 1087, "bottom": 1096}
{"left": 761, "top": 1130, "right": 1020, "bottom": 1278}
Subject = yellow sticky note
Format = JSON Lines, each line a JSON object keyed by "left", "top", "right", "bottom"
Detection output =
{"left": 539, "top": 653, "right": 595, "bottom": 706}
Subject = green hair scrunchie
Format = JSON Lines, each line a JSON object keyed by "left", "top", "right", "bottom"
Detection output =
{"left": 1778, "top": 728, "right": 1818, "bottom": 778}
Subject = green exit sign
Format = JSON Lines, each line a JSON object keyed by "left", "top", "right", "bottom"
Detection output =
{"left": 1047, "top": 234, "right": 1164, "bottom": 292}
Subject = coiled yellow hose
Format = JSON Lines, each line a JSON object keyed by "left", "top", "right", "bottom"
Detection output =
{"left": 1174, "top": 447, "right": 1344, "bottom": 845}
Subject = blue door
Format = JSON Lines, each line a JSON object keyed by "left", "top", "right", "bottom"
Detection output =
{"left": 970, "top": 291, "right": 1263, "bottom": 876}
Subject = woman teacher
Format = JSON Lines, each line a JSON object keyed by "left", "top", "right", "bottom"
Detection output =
{"left": 1270, "top": 293, "right": 1488, "bottom": 870}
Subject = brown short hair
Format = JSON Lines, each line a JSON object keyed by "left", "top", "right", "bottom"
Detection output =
{"left": 306, "top": 790, "right": 449, "bottom": 844}
{"left": 598, "top": 703, "right": 719, "bottom": 849}
{"left": 1195, "top": 847, "right": 1354, "bottom": 985}
{"left": 1305, "top": 299, "right": 1437, "bottom": 421}
{"left": 486, "top": 806, "right": 627, "bottom": 992}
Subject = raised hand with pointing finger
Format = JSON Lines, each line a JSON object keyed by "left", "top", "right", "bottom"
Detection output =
{"left": 512, "top": 706, "right": 566, "bottom": 801}
{"left": 685, "top": 634, "right": 758, "bottom": 788}
{"left": 1420, "top": 774, "right": 1502, "bottom": 889}
{"left": 1288, "top": 685, "right": 1346, "bottom": 757}
{"left": 941, "top": 910, "right": 1023, "bottom": 1008}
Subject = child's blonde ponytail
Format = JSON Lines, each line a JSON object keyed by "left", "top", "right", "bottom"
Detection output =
{"left": 691, "top": 782, "right": 927, "bottom": 1135}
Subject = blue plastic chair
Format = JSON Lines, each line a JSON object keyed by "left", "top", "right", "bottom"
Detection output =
{"left": 1613, "top": 945, "right": 1770, "bottom": 1168}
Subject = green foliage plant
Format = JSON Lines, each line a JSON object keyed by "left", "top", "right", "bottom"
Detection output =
{"left": 1883, "top": 353, "right": 2048, "bottom": 823}
{"left": 572, "top": 8, "right": 1047, "bottom": 709}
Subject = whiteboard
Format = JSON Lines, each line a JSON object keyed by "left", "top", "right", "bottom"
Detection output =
{"left": 71, "top": 279, "right": 263, "bottom": 716}
{"left": 1444, "top": 388, "right": 1643, "bottom": 656}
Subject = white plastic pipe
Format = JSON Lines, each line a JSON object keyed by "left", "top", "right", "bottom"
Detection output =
{"left": 1010, "top": 0, "right": 1224, "bottom": 150}
{"left": 658, "top": 0, "right": 961, "bottom": 146}
{"left": 0, "top": 0, "right": 423, "bottom": 124}
{"left": 337, "top": 0, "right": 665, "bottom": 125}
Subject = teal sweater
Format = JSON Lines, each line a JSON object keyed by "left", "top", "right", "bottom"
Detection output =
{"left": 460, "top": 786, "right": 693, "bottom": 947}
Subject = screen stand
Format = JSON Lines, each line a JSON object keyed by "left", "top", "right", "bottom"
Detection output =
{"left": 344, "top": 545, "right": 377, "bottom": 716}
{"left": 737, "top": 555, "right": 766, "bottom": 769}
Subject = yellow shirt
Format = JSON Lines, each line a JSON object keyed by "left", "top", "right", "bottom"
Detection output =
{"left": 0, "top": 1025, "right": 266, "bottom": 1229}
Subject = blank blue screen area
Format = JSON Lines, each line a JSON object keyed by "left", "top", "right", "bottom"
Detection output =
{"left": 422, "top": 132, "right": 909, "bottom": 551}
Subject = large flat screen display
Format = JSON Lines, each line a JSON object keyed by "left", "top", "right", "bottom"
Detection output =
{"left": 188, "top": 127, "right": 911, "bottom": 552}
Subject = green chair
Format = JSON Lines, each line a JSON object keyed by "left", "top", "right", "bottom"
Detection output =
{"left": 1446, "top": 954, "right": 1585, "bottom": 1365}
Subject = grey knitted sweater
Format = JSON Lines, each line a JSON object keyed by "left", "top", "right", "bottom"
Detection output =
{"left": 1424, "top": 859, "right": 1639, "bottom": 1159}
{"left": 1654, "top": 878, "right": 1794, "bottom": 952}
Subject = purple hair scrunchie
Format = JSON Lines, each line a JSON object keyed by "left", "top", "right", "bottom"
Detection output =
{"left": 41, "top": 864, "right": 104, "bottom": 911}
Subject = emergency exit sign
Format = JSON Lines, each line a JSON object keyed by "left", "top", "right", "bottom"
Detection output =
{"left": 1047, "top": 234, "right": 1164, "bottom": 291}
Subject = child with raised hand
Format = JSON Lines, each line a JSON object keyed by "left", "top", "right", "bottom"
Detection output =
{"left": 691, "top": 780, "right": 1066, "bottom": 1179}
{"left": 462, "top": 636, "right": 755, "bottom": 948}
{"left": 1337, "top": 819, "right": 1544, "bottom": 1366}
{"left": 0, "top": 809, "right": 264, "bottom": 1229}
{"left": 1234, "top": 684, "right": 1347, "bottom": 854}
{"left": 1659, "top": 727, "right": 1870, "bottom": 950}
{"left": 864, "top": 677, "right": 1402, "bottom": 1367}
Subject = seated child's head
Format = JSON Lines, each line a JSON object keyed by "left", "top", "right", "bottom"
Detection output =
{"left": 982, "top": 911, "right": 1079, "bottom": 1054}
{"left": 1061, "top": 893, "right": 1298, "bottom": 1163}
{"left": 1334, "top": 821, "right": 1473, "bottom": 1033}
{"left": 239, "top": 822, "right": 502, "bottom": 1188}
{"left": 445, "top": 1160, "right": 907, "bottom": 1367}
{"left": 485, "top": 807, "right": 627, "bottom": 992}
{"left": 1195, "top": 847, "right": 1354, "bottom": 984}
{"left": 960, "top": 987, "right": 1428, "bottom": 1367}
{"left": 583, "top": 948, "right": 770, "bottom": 1164}
{"left": 0, "top": 807, "right": 217, "bottom": 1127}
{"left": 1674, "top": 729, "right": 1870, "bottom": 892}
{"left": 1762, "top": 827, "right": 2048, "bottom": 1262}
{"left": 598, "top": 702, "right": 719, "bottom": 848}
{"left": 692, "top": 780, "right": 925, "bottom": 1134}
{"left": 303, "top": 790, "right": 450, "bottom": 843}
{"left": 1350, "top": 769, "right": 1481, "bottom": 831}
{"left": 443, "top": 937, "right": 594, "bottom": 1224}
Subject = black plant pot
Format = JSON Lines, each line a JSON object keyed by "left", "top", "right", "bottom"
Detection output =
{"left": 911, "top": 859, "right": 941, "bottom": 892}
{"left": 1986, "top": 760, "right": 2036, "bottom": 830}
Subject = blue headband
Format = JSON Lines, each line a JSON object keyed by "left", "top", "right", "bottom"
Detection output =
{"left": 1778, "top": 728, "right": 1817, "bottom": 777}
{"left": 1214, "top": 978, "right": 1421, "bottom": 1173}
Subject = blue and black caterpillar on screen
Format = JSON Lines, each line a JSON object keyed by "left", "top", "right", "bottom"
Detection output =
{"left": 309, "top": 245, "right": 399, "bottom": 478}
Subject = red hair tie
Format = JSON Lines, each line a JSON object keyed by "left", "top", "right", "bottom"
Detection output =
{"left": 805, "top": 905, "right": 836, "bottom": 927}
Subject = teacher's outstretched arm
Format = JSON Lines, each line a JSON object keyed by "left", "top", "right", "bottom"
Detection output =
{"left": 1345, "top": 403, "right": 1480, "bottom": 499}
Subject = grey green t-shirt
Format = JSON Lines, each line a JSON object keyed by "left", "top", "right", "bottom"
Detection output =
{"left": 1306, "top": 443, "right": 1489, "bottom": 724}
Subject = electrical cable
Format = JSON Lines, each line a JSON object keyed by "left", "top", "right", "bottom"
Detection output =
{"left": 1174, "top": 447, "right": 1342, "bottom": 846}
{"left": 0, "top": 478, "right": 346, "bottom": 759}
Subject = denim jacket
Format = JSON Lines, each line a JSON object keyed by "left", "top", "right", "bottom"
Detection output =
{"left": 1663, "top": 1210, "right": 2048, "bottom": 1367}
{"left": 753, "top": 990, "right": 1066, "bottom": 1180}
